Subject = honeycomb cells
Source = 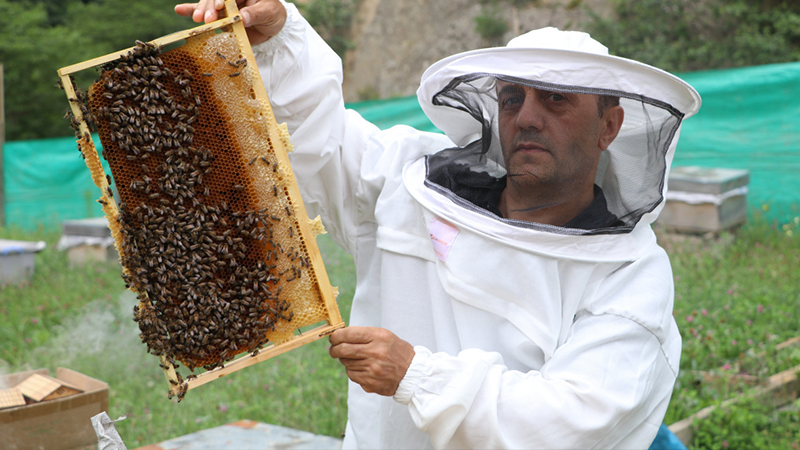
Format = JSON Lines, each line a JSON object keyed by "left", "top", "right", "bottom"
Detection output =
{"left": 87, "top": 33, "right": 329, "bottom": 371}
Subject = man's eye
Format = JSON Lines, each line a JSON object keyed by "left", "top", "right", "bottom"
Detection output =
{"left": 547, "top": 93, "right": 567, "bottom": 102}
{"left": 501, "top": 95, "right": 524, "bottom": 109}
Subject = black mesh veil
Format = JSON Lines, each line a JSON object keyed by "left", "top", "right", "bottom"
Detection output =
{"left": 424, "top": 74, "right": 684, "bottom": 234}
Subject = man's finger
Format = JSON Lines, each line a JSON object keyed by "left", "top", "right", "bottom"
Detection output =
{"left": 239, "top": 0, "right": 287, "bottom": 43}
{"left": 174, "top": 4, "right": 196, "bottom": 18}
{"left": 174, "top": 0, "right": 224, "bottom": 23}
{"left": 329, "top": 341, "right": 369, "bottom": 360}
{"left": 328, "top": 326, "right": 378, "bottom": 346}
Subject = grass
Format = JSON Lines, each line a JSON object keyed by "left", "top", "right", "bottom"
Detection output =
{"left": 0, "top": 226, "right": 126, "bottom": 367}
{"left": 0, "top": 227, "right": 355, "bottom": 447}
{"left": 659, "top": 215, "right": 800, "bottom": 428}
{"left": 2, "top": 215, "right": 799, "bottom": 448}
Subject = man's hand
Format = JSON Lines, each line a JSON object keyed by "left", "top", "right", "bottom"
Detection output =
{"left": 175, "top": 0, "right": 287, "bottom": 46}
{"left": 329, "top": 327, "right": 415, "bottom": 396}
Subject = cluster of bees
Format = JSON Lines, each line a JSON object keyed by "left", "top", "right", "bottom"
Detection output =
{"left": 77, "top": 41, "right": 306, "bottom": 376}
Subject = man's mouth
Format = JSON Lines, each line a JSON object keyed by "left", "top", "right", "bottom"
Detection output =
{"left": 514, "top": 142, "right": 548, "bottom": 154}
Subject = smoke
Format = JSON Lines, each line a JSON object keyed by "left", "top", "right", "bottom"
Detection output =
{"left": 27, "top": 290, "right": 156, "bottom": 381}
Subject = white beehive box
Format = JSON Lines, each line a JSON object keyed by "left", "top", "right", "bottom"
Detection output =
{"left": 0, "top": 239, "right": 46, "bottom": 286}
{"left": 658, "top": 166, "right": 750, "bottom": 233}
{"left": 58, "top": 217, "right": 118, "bottom": 265}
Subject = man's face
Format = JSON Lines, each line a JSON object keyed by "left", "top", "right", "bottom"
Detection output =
{"left": 496, "top": 81, "right": 621, "bottom": 200}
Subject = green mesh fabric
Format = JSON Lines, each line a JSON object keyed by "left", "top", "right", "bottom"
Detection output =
{"left": 673, "top": 62, "right": 800, "bottom": 223}
{"left": 3, "top": 135, "right": 111, "bottom": 229}
{"left": 3, "top": 61, "right": 799, "bottom": 229}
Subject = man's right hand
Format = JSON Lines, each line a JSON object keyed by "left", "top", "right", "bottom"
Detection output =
{"left": 175, "top": 0, "right": 287, "bottom": 46}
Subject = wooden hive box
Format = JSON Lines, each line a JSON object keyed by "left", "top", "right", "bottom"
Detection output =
{"left": 57, "top": 0, "right": 344, "bottom": 400}
{"left": 658, "top": 166, "right": 750, "bottom": 233}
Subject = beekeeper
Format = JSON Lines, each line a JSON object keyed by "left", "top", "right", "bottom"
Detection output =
{"left": 179, "top": 1, "right": 701, "bottom": 448}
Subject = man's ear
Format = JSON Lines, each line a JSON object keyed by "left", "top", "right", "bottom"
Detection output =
{"left": 598, "top": 105, "right": 624, "bottom": 151}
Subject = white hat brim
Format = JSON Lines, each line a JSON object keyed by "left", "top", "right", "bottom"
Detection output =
{"left": 417, "top": 47, "right": 701, "bottom": 146}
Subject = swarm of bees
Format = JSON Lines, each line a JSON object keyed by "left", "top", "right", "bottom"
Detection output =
{"left": 67, "top": 38, "right": 320, "bottom": 376}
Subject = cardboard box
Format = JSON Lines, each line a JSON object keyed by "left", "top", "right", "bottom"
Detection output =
{"left": 0, "top": 239, "right": 46, "bottom": 286}
{"left": 0, "top": 368, "right": 109, "bottom": 450}
{"left": 658, "top": 166, "right": 750, "bottom": 233}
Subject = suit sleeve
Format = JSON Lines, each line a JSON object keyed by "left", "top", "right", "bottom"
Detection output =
{"left": 251, "top": 1, "right": 379, "bottom": 254}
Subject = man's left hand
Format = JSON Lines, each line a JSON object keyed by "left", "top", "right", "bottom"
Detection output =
{"left": 329, "top": 326, "right": 415, "bottom": 396}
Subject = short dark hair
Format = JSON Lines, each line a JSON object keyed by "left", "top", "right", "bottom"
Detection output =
{"left": 597, "top": 95, "right": 620, "bottom": 117}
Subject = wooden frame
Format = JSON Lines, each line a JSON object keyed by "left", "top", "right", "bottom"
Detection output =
{"left": 57, "top": 1, "right": 344, "bottom": 399}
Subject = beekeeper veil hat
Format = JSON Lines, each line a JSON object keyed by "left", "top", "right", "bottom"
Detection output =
{"left": 417, "top": 27, "right": 701, "bottom": 233}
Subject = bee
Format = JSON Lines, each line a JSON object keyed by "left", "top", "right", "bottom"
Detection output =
{"left": 216, "top": 51, "right": 226, "bottom": 60}
{"left": 229, "top": 72, "right": 241, "bottom": 78}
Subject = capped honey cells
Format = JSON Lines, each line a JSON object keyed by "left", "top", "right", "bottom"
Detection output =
{"left": 81, "top": 34, "right": 333, "bottom": 376}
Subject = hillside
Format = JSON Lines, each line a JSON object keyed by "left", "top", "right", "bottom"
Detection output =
{"left": 341, "top": 0, "right": 612, "bottom": 102}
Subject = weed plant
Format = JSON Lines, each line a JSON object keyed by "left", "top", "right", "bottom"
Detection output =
{"left": 658, "top": 215, "right": 800, "bottom": 444}
{"left": 692, "top": 397, "right": 800, "bottom": 449}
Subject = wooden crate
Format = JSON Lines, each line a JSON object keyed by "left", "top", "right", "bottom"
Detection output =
{"left": 57, "top": 0, "right": 344, "bottom": 400}
{"left": 0, "top": 368, "right": 108, "bottom": 450}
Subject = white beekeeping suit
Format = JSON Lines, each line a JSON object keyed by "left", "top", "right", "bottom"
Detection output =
{"left": 254, "top": 2, "right": 701, "bottom": 449}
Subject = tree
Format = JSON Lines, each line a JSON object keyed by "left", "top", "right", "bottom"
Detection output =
{"left": 1, "top": 0, "right": 190, "bottom": 141}
{"left": 298, "top": 0, "right": 359, "bottom": 58}
{"left": 587, "top": 0, "right": 800, "bottom": 73}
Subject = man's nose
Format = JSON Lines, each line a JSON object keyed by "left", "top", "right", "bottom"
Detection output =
{"left": 515, "top": 94, "right": 545, "bottom": 131}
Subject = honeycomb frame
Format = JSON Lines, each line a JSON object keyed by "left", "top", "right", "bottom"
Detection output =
{"left": 57, "top": 1, "right": 344, "bottom": 400}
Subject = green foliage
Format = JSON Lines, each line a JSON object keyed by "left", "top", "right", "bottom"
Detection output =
{"left": 356, "top": 84, "right": 380, "bottom": 101}
{"left": 660, "top": 215, "right": 800, "bottom": 430}
{"left": 298, "top": 0, "right": 359, "bottom": 58}
{"left": 0, "top": 0, "right": 190, "bottom": 141}
{"left": 692, "top": 397, "right": 800, "bottom": 449}
{"left": 474, "top": 0, "right": 541, "bottom": 43}
{"left": 586, "top": 0, "right": 800, "bottom": 72}
{"left": 474, "top": 6, "right": 509, "bottom": 42}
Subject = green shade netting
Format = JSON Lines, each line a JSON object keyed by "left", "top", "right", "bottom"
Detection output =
{"left": 674, "top": 62, "right": 800, "bottom": 223}
{"left": 3, "top": 135, "right": 111, "bottom": 228}
{"left": 3, "top": 61, "right": 799, "bottom": 229}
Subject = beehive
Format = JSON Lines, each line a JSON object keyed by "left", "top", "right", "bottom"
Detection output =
{"left": 57, "top": 1, "right": 343, "bottom": 400}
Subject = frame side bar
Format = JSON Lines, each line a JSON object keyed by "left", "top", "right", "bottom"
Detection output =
{"left": 183, "top": 322, "right": 346, "bottom": 392}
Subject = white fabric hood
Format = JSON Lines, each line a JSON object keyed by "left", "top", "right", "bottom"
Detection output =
{"left": 416, "top": 27, "right": 701, "bottom": 231}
